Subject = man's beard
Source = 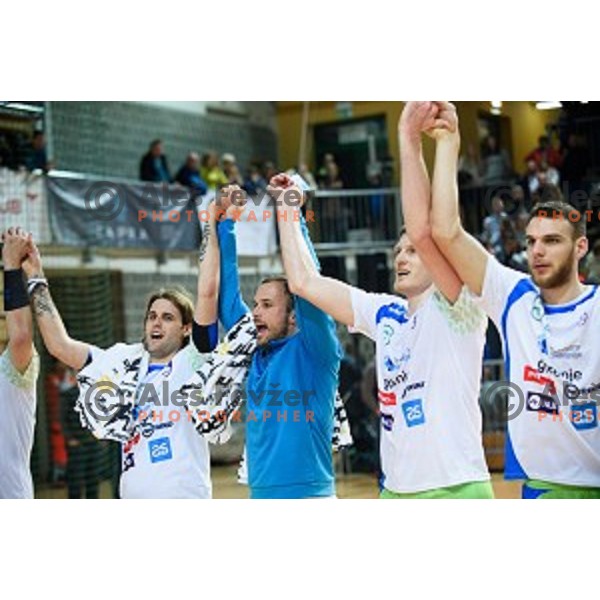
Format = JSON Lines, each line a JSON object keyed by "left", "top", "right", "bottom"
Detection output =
{"left": 531, "top": 250, "right": 576, "bottom": 290}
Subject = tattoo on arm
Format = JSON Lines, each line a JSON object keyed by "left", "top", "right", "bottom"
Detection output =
{"left": 32, "top": 287, "right": 56, "bottom": 318}
{"left": 198, "top": 223, "right": 212, "bottom": 264}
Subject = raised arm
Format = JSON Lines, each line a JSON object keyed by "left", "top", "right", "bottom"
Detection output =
{"left": 192, "top": 201, "right": 220, "bottom": 352}
{"left": 429, "top": 102, "right": 489, "bottom": 296}
{"left": 399, "top": 101, "right": 462, "bottom": 303}
{"left": 2, "top": 229, "right": 34, "bottom": 373}
{"left": 271, "top": 174, "right": 355, "bottom": 327}
{"left": 216, "top": 186, "right": 250, "bottom": 330}
{"left": 21, "top": 236, "right": 90, "bottom": 371}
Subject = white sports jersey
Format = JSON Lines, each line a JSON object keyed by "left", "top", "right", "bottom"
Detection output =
{"left": 0, "top": 350, "right": 39, "bottom": 499}
{"left": 88, "top": 343, "right": 212, "bottom": 499}
{"left": 351, "top": 286, "right": 489, "bottom": 493}
{"left": 479, "top": 257, "right": 600, "bottom": 487}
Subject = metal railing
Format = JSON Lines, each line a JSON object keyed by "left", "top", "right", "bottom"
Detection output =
{"left": 309, "top": 187, "right": 402, "bottom": 252}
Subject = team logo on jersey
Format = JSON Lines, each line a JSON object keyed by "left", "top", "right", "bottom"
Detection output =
{"left": 401, "top": 399, "right": 425, "bottom": 428}
{"left": 383, "top": 349, "right": 411, "bottom": 373}
{"left": 382, "top": 324, "right": 395, "bottom": 347}
{"left": 531, "top": 296, "right": 544, "bottom": 321}
{"left": 526, "top": 392, "right": 559, "bottom": 415}
{"left": 381, "top": 413, "right": 395, "bottom": 432}
{"left": 376, "top": 303, "right": 408, "bottom": 326}
{"left": 570, "top": 403, "right": 598, "bottom": 431}
{"left": 378, "top": 390, "right": 397, "bottom": 407}
{"left": 149, "top": 437, "right": 173, "bottom": 463}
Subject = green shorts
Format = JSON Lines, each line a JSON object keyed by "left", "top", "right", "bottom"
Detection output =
{"left": 380, "top": 480, "right": 495, "bottom": 499}
{"left": 522, "top": 480, "right": 600, "bottom": 499}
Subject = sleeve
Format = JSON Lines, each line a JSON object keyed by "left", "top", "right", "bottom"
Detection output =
{"left": 432, "top": 286, "right": 488, "bottom": 335}
{"left": 294, "top": 216, "right": 341, "bottom": 365}
{"left": 217, "top": 218, "right": 250, "bottom": 330}
{"left": 475, "top": 255, "right": 531, "bottom": 326}
{"left": 349, "top": 287, "right": 384, "bottom": 342}
{"left": 0, "top": 350, "right": 39, "bottom": 391}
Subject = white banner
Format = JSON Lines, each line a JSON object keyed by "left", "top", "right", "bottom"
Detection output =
{"left": 0, "top": 168, "right": 51, "bottom": 243}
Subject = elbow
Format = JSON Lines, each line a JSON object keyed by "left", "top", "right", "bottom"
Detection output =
{"left": 287, "top": 270, "right": 313, "bottom": 297}
{"left": 406, "top": 224, "right": 433, "bottom": 249}
{"left": 431, "top": 220, "right": 461, "bottom": 249}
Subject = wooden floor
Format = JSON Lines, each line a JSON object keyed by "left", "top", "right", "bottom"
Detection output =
{"left": 36, "top": 466, "right": 521, "bottom": 499}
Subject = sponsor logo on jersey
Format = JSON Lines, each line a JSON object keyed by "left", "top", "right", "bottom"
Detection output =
{"left": 140, "top": 420, "right": 175, "bottom": 438}
{"left": 401, "top": 381, "right": 425, "bottom": 400}
{"left": 401, "top": 399, "right": 425, "bottom": 428}
{"left": 526, "top": 391, "right": 559, "bottom": 415}
{"left": 384, "top": 349, "right": 411, "bottom": 373}
{"left": 381, "top": 413, "right": 394, "bottom": 432}
{"left": 149, "top": 437, "right": 173, "bottom": 463}
{"left": 123, "top": 452, "right": 135, "bottom": 472}
{"left": 523, "top": 365, "right": 557, "bottom": 395}
{"left": 383, "top": 371, "right": 408, "bottom": 391}
{"left": 570, "top": 403, "right": 598, "bottom": 431}
{"left": 550, "top": 344, "right": 582, "bottom": 360}
{"left": 378, "top": 390, "right": 397, "bottom": 407}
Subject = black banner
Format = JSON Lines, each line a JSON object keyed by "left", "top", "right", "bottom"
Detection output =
{"left": 46, "top": 176, "right": 201, "bottom": 250}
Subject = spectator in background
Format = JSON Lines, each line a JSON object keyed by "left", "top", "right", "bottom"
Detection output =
{"left": 519, "top": 159, "right": 541, "bottom": 201}
{"left": 25, "top": 130, "right": 52, "bottom": 172}
{"left": 222, "top": 153, "right": 243, "bottom": 185}
{"left": 297, "top": 163, "right": 318, "bottom": 190}
{"left": 318, "top": 155, "right": 346, "bottom": 242}
{"left": 539, "top": 160, "right": 560, "bottom": 187}
{"left": 60, "top": 365, "right": 102, "bottom": 499}
{"left": 140, "top": 139, "right": 171, "bottom": 183}
{"left": 481, "top": 135, "right": 512, "bottom": 184}
{"left": 458, "top": 142, "right": 481, "bottom": 187}
{"left": 262, "top": 160, "right": 277, "bottom": 184}
{"left": 200, "top": 151, "right": 228, "bottom": 190}
{"left": 243, "top": 162, "right": 268, "bottom": 197}
{"left": 526, "top": 135, "right": 562, "bottom": 170}
{"left": 481, "top": 195, "right": 510, "bottom": 262}
{"left": 582, "top": 239, "right": 600, "bottom": 284}
{"left": 175, "top": 152, "right": 208, "bottom": 198}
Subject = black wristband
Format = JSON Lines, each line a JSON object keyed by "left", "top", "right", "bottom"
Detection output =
{"left": 3, "top": 269, "right": 29, "bottom": 311}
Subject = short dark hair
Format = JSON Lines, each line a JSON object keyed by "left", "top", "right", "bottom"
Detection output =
{"left": 259, "top": 276, "right": 294, "bottom": 314}
{"left": 527, "top": 199, "right": 587, "bottom": 239}
{"left": 144, "top": 287, "right": 194, "bottom": 348}
{"left": 150, "top": 139, "right": 162, "bottom": 149}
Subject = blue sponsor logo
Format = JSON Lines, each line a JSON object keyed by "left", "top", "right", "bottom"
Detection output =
{"left": 571, "top": 403, "right": 598, "bottom": 431}
{"left": 401, "top": 399, "right": 425, "bottom": 428}
{"left": 381, "top": 413, "right": 395, "bottom": 432}
{"left": 149, "top": 437, "right": 173, "bottom": 463}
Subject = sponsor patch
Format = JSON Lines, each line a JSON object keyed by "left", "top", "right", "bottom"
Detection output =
{"left": 148, "top": 437, "right": 173, "bottom": 463}
{"left": 401, "top": 399, "right": 425, "bottom": 428}
{"left": 378, "top": 390, "right": 397, "bottom": 407}
{"left": 570, "top": 403, "right": 598, "bottom": 431}
{"left": 526, "top": 391, "right": 559, "bottom": 415}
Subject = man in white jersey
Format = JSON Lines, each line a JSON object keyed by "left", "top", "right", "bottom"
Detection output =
{"left": 428, "top": 101, "right": 600, "bottom": 499}
{"left": 19, "top": 204, "right": 222, "bottom": 499}
{"left": 269, "top": 101, "right": 492, "bottom": 498}
{"left": 0, "top": 228, "right": 39, "bottom": 499}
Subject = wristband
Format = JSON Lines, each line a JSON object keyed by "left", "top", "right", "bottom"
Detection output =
{"left": 27, "top": 277, "right": 49, "bottom": 296}
{"left": 3, "top": 269, "right": 29, "bottom": 311}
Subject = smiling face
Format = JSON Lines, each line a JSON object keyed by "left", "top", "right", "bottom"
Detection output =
{"left": 143, "top": 298, "right": 191, "bottom": 363}
{"left": 393, "top": 234, "right": 433, "bottom": 297}
{"left": 252, "top": 280, "right": 296, "bottom": 347}
{"left": 525, "top": 217, "right": 587, "bottom": 290}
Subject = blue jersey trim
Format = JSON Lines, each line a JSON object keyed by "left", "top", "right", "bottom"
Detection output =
{"left": 500, "top": 278, "right": 536, "bottom": 480}
{"left": 543, "top": 285, "right": 598, "bottom": 314}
